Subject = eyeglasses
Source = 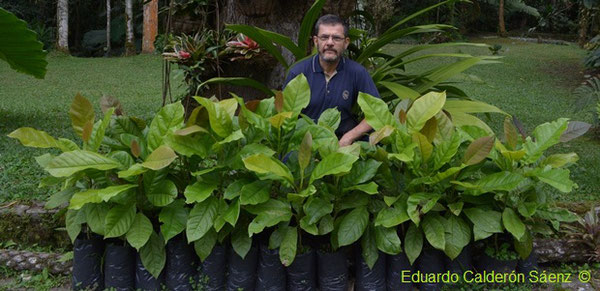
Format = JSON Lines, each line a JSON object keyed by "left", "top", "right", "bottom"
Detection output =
{"left": 317, "top": 35, "right": 345, "bottom": 43}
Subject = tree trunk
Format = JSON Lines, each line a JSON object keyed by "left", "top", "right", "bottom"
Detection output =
{"left": 579, "top": 7, "right": 590, "bottom": 47}
{"left": 56, "top": 0, "right": 69, "bottom": 53}
{"left": 220, "top": 0, "right": 357, "bottom": 96}
{"left": 106, "top": 0, "right": 111, "bottom": 56}
{"left": 498, "top": 0, "right": 507, "bottom": 37}
{"left": 125, "top": 0, "right": 135, "bottom": 56}
{"left": 143, "top": 0, "right": 158, "bottom": 54}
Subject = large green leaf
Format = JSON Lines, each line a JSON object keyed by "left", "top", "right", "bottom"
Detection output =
{"left": 193, "top": 97, "right": 233, "bottom": 138}
{"left": 432, "top": 132, "right": 461, "bottom": 170}
{"left": 142, "top": 145, "right": 177, "bottom": 170}
{"left": 240, "top": 180, "right": 271, "bottom": 205}
{"left": 337, "top": 206, "right": 369, "bottom": 247}
{"left": 283, "top": 74, "right": 311, "bottom": 117}
{"left": 0, "top": 7, "right": 47, "bottom": 78}
{"left": 310, "top": 152, "right": 359, "bottom": 183}
{"left": 165, "top": 132, "right": 212, "bottom": 158}
{"left": 463, "top": 136, "right": 494, "bottom": 165}
{"left": 407, "top": 91, "right": 446, "bottom": 133}
{"left": 514, "top": 229, "right": 533, "bottom": 259}
{"left": 298, "top": 132, "right": 313, "bottom": 174}
{"left": 147, "top": 102, "right": 185, "bottom": 152}
{"left": 194, "top": 229, "right": 217, "bottom": 261}
{"left": 318, "top": 108, "right": 341, "bottom": 132}
{"left": 464, "top": 208, "right": 503, "bottom": 240}
{"left": 374, "top": 200, "right": 409, "bottom": 228}
{"left": 280, "top": 226, "right": 298, "bottom": 266}
{"left": 83, "top": 204, "right": 109, "bottom": 236}
{"left": 200, "top": 77, "right": 274, "bottom": 97}
{"left": 361, "top": 225, "right": 379, "bottom": 269}
{"left": 46, "top": 150, "right": 122, "bottom": 177}
{"left": 523, "top": 118, "right": 569, "bottom": 163}
{"left": 146, "top": 179, "right": 178, "bottom": 207}
{"left": 503, "top": 208, "right": 525, "bottom": 240}
{"left": 444, "top": 215, "right": 471, "bottom": 260}
{"left": 159, "top": 200, "right": 188, "bottom": 242}
{"left": 540, "top": 153, "right": 579, "bottom": 169}
{"left": 222, "top": 198, "right": 241, "bottom": 227}
{"left": 69, "top": 94, "right": 95, "bottom": 138}
{"left": 407, "top": 193, "right": 440, "bottom": 225}
{"left": 404, "top": 223, "right": 423, "bottom": 264}
{"left": 341, "top": 159, "right": 382, "bottom": 188}
{"left": 246, "top": 199, "right": 292, "bottom": 236}
{"left": 357, "top": 92, "right": 395, "bottom": 131}
{"left": 87, "top": 108, "right": 115, "bottom": 151}
{"left": 473, "top": 171, "right": 526, "bottom": 194}
{"left": 421, "top": 214, "right": 446, "bottom": 250}
{"left": 187, "top": 197, "right": 218, "bottom": 242}
{"left": 243, "top": 154, "right": 294, "bottom": 185}
{"left": 104, "top": 204, "right": 136, "bottom": 238}
{"left": 375, "top": 226, "right": 402, "bottom": 255}
{"left": 303, "top": 197, "right": 333, "bottom": 225}
{"left": 8, "top": 127, "right": 58, "bottom": 149}
{"left": 184, "top": 181, "right": 218, "bottom": 204}
{"left": 69, "top": 184, "right": 137, "bottom": 210}
{"left": 231, "top": 224, "right": 252, "bottom": 258}
{"left": 66, "top": 209, "right": 84, "bottom": 242}
{"left": 127, "top": 212, "right": 153, "bottom": 251}
{"left": 140, "top": 231, "right": 166, "bottom": 279}
{"left": 529, "top": 168, "right": 575, "bottom": 193}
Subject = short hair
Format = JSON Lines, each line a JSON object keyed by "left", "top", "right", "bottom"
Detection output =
{"left": 314, "top": 14, "right": 348, "bottom": 37}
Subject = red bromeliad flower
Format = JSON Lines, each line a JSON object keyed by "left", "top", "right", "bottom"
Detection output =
{"left": 227, "top": 34, "right": 259, "bottom": 50}
{"left": 178, "top": 50, "right": 191, "bottom": 59}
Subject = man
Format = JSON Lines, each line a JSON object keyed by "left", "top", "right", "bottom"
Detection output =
{"left": 283, "top": 14, "right": 380, "bottom": 147}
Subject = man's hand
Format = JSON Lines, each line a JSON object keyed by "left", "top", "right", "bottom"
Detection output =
{"left": 338, "top": 119, "right": 373, "bottom": 147}
{"left": 339, "top": 134, "right": 354, "bottom": 147}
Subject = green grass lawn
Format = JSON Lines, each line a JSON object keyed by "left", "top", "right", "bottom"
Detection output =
{"left": 1, "top": 39, "right": 599, "bottom": 203}
{"left": 0, "top": 53, "right": 176, "bottom": 202}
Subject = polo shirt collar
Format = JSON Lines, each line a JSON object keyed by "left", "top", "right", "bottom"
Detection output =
{"left": 312, "top": 54, "right": 346, "bottom": 73}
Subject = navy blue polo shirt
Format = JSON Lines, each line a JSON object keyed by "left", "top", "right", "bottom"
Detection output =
{"left": 283, "top": 55, "right": 380, "bottom": 137}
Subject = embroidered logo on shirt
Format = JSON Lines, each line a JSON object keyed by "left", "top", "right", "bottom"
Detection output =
{"left": 342, "top": 90, "right": 350, "bottom": 100}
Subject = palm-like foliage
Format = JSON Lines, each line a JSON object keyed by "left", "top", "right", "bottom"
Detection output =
{"left": 477, "top": 0, "right": 540, "bottom": 17}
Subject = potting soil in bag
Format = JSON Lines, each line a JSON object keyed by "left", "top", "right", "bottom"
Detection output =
{"left": 104, "top": 242, "right": 136, "bottom": 290}
{"left": 72, "top": 234, "right": 104, "bottom": 290}
{"left": 165, "top": 235, "right": 198, "bottom": 291}
{"left": 198, "top": 244, "right": 227, "bottom": 291}
{"left": 287, "top": 249, "right": 317, "bottom": 291}
{"left": 516, "top": 250, "right": 539, "bottom": 281}
{"left": 416, "top": 247, "right": 446, "bottom": 291}
{"left": 255, "top": 243, "right": 286, "bottom": 291}
{"left": 135, "top": 252, "right": 164, "bottom": 290}
{"left": 386, "top": 253, "right": 413, "bottom": 291}
{"left": 317, "top": 249, "right": 349, "bottom": 291}
{"left": 226, "top": 245, "right": 258, "bottom": 291}
{"left": 355, "top": 250, "right": 386, "bottom": 291}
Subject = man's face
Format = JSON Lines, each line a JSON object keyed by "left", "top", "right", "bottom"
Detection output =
{"left": 313, "top": 24, "right": 349, "bottom": 64}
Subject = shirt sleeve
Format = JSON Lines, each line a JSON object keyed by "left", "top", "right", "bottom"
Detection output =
{"left": 356, "top": 66, "right": 380, "bottom": 99}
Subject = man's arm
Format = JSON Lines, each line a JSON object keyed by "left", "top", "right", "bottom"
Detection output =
{"left": 339, "top": 119, "right": 372, "bottom": 147}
